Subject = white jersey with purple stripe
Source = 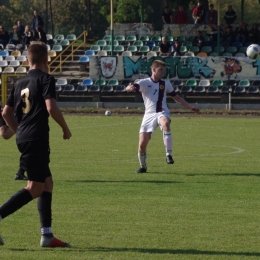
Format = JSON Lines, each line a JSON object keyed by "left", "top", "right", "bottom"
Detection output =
{"left": 134, "top": 77, "right": 176, "bottom": 114}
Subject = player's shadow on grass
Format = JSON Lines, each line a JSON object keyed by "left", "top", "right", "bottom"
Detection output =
{"left": 85, "top": 247, "right": 260, "bottom": 257}
{"left": 67, "top": 180, "right": 184, "bottom": 184}
{"left": 185, "top": 173, "right": 260, "bottom": 177}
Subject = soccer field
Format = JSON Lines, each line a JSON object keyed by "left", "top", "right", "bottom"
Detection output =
{"left": 1, "top": 114, "right": 260, "bottom": 260}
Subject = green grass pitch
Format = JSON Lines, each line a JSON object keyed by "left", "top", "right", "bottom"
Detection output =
{"left": 0, "top": 114, "right": 260, "bottom": 259}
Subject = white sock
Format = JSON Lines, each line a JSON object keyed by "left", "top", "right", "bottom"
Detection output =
{"left": 41, "top": 227, "right": 52, "bottom": 235}
{"left": 163, "top": 131, "right": 172, "bottom": 156}
{"left": 138, "top": 152, "right": 146, "bottom": 168}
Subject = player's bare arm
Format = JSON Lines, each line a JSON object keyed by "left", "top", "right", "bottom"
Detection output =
{"left": 45, "top": 98, "right": 72, "bottom": 140}
{"left": 126, "top": 84, "right": 136, "bottom": 92}
{"left": 0, "top": 125, "right": 15, "bottom": 139}
{"left": 173, "top": 95, "right": 200, "bottom": 113}
{"left": 2, "top": 105, "right": 19, "bottom": 133}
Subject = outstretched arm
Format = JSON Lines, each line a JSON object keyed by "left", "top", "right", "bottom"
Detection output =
{"left": 173, "top": 94, "right": 200, "bottom": 113}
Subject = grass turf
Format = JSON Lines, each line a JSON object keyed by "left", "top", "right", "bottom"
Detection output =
{"left": 0, "top": 115, "right": 260, "bottom": 259}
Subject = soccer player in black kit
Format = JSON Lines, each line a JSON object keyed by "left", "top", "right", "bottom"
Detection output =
{"left": 0, "top": 42, "right": 72, "bottom": 247}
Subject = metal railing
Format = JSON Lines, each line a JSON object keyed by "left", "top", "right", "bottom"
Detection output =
{"left": 48, "top": 30, "right": 88, "bottom": 74}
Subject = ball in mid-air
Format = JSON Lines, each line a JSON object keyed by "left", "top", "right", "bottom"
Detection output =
{"left": 105, "top": 110, "right": 112, "bottom": 116}
{"left": 246, "top": 44, "right": 260, "bottom": 60}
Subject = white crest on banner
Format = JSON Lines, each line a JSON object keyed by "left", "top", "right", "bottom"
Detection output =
{"left": 99, "top": 56, "right": 117, "bottom": 78}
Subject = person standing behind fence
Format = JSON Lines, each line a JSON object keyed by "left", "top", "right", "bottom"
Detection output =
{"left": 32, "top": 10, "right": 44, "bottom": 38}
{"left": 174, "top": 5, "right": 188, "bottom": 25}
{"left": 162, "top": 6, "right": 173, "bottom": 24}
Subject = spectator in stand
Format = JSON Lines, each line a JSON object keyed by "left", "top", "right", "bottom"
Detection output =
{"left": 248, "top": 23, "right": 260, "bottom": 44}
{"left": 192, "top": 1, "right": 205, "bottom": 28}
{"left": 35, "top": 26, "right": 47, "bottom": 44}
{"left": 162, "top": 6, "right": 173, "bottom": 24}
{"left": 221, "top": 25, "right": 235, "bottom": 47}
{"left": 22, "top": 25, "right": 33, "bottom": 46}
{"left": 192, "top": 30, "right": 205, "bottom": 50}
{"left": 17, "top": 21, "right": 25, "bottom": 36}
{"left": 224, "top": 5, "right": 237, "bottom": 26}
{"left": 9, "top": 25, "right": 21, "bottom": 44}
{"left": 172, "top": 40, "right": 181, "bottom": 56}
{"left": 0, "top": 25, "right": 10, "bottom": 46}
{"left": 174, "top": 5, "right": 188, "bottom": 25}
{"left": 159, "top": 36, "right": 171, "bottom": 56}
{"left": 205, "top": 4, "right": 218, "bottom": 31}
{"left": 235, "top": 22, "right": 248, "bottom": 46}
{"left": 32, "top": 10, "right": 44, "bottom": 38}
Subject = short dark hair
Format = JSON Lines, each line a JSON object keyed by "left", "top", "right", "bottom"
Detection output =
{"left": 27, "top": 42, "right": 47, "bottom": 65}
{"left": 210, "top": 4, "right": 214, "bottom": 7}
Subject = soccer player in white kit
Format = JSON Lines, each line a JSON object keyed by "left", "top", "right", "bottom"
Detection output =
{"left": 126, "top": 60, "right": 199, "bottom": 173}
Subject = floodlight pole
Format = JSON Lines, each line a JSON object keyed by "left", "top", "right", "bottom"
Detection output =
{"left": 110, "top": 0, "right": 114, "bottom": 56}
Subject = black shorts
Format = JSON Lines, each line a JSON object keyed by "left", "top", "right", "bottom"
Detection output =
{"left": 17, "top": 140, "right": 52, "bottom": 183}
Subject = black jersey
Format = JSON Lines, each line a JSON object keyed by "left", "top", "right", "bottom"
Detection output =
{"left": 6, "top": 69, "right": 56, "bottom": 144}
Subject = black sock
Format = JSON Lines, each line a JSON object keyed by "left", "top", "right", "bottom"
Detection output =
{"left": 0, "top": 189, "right": 33, "bottom": 219}
{"left": 37, "top": 191, "right": 52, "bottom": 228}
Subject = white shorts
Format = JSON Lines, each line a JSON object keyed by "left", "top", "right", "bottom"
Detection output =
{"left": 139, "top": 111, "right": 170, "bottom": 134}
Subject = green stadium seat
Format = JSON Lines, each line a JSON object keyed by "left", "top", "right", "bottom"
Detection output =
{"left": 54, "top": 34, "right": 64, "bottom": 41}
{"left": 214, "top": 46, "right": 225, "bottom": 54}
{"left": 139, "top": 35, "right": 149, "bottom": 42}
{"left": 177, "top": 36, "right": 186, "bottom": 43}
{"left": 103, "top": 35, "right": 111, "bottom": 42}
{"left": 108, "top": 40, "right": 119, "bottom": 46}
{"left": 133, "top": 40, "right": 143, "bottom": 47}
{"left": 60, "top": 39, "right": 70, "bottom": 47}
{"left": 126, "top": 35, "right": 137, "bottom": 43}
{"left": 66, "top": 34, "right": 76, "bottom": 41}
{"left": 238, "top": 79, "right": 250, "bottom": 87}
{"left": 182, "top": 41, "right": 193, "bottom": 49}
{"left": 201, "top": 46, "right": 212, "bottom": 55}
{"left": 239, "top": 46, "right": 247, "bottom": 54}
{"left": 151, "top": 35, "right": 161, "bottom": 45}
{"left": 185, "top": 79, "right": 197, "bottom": 87}
{"left": 139, "top": 46, "right": 150, "bottom": 54}
{"left": 107, "top": 79, "right": 119, "bottom": 86}
{"left": 180, "top": 46, "right": 187, "bottom": 54}
{"left": 152, "top": 46, "right": 160, "bottom": 53}
{"left": 189, "top": 46, "right": 199, "bottom": 54}
{"left": 165, "top": 35, "right": 173, "bottom": 43}
{"left": 115, "top": 35, "right": 125, "bottom": 42}
{"left": 127, "top": 46, "right": 137, "bottom": 53}
{"left": 212, "top": 79, "right": 223, "bottom": 87}
{"left": 96, "top": 40, "right": 107, "bottom": 46}
{"left": 94, "top": 79, "right": 106, "bottom": 86}
{"left": 103, "top": 45, "right": 112, "bottom": 52}
{"left": 52, "top": 45, "right": 62, "bottom": 52}
{"left": 226, "top": 46, "right": 237, "bottom": 55}
{"left": 114, "top": 45, "right": 124, "bottom": 54}
{"left": 90, "top": 45, "right": 101, "bottom": 52}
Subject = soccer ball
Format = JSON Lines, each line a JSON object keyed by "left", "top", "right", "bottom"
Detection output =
{"left": 105, "top": 110, "right": 112, "bottom": 116}
{"left": 246, "top": 44, "right": 260, "bottom": 60}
